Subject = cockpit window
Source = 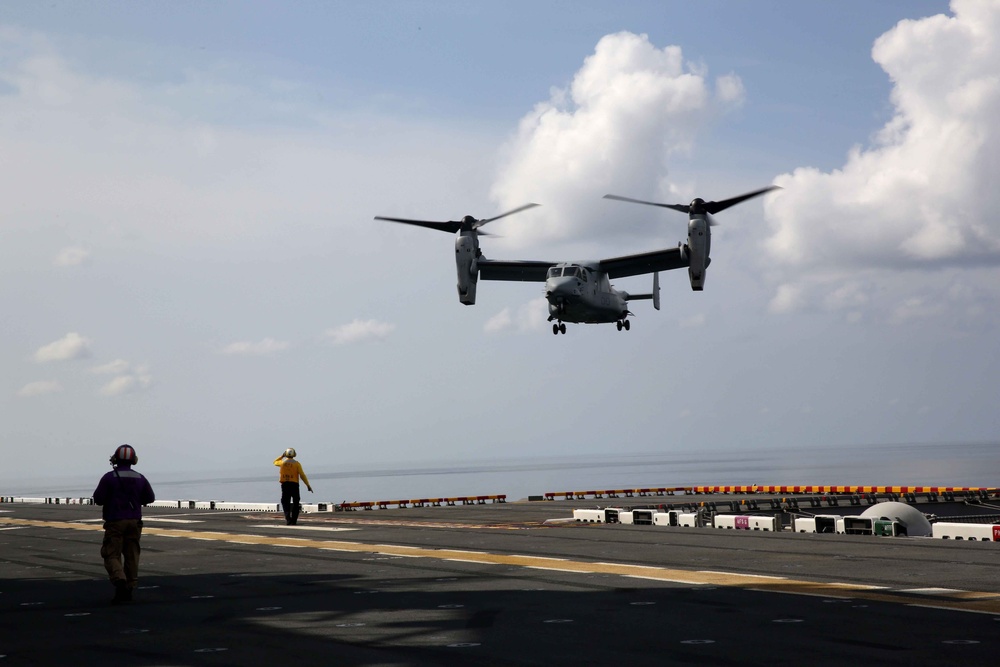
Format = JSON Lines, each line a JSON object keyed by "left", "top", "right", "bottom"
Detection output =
{"left": 548, "top": 266, "right": 585, "bottom": 279}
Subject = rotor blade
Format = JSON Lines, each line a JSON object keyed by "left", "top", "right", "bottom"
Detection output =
{"left": 374, "top": 216, "right": 461, "bottom": 234}
{"left": 603, "top": 194, "right": 689, "bottom": 214}
{"left": 704, "top": 186, "right": 781, "bottom": 215}
{"left": 474, "top": 203, "right": 541, "bottom": 229}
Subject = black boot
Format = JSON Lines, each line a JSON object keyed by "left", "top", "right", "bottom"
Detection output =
{"left": 112, "top": 580, "right": 131, "bottom": 604}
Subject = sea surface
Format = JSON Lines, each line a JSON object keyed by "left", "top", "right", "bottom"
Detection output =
{"left": 3, "top": 442, "right": 998, "bottom": 505}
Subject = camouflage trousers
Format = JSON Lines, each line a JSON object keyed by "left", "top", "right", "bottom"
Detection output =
{"left": 101, "top": 519, "right": 143, "bottom": 588}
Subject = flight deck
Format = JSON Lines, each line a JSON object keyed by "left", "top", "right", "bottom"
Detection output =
{"left": 2, "top": 493, "right": 999, "bottom": 666}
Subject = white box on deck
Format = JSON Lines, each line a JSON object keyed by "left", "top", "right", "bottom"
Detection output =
{"left": 932, "top": 522, "right": 1000, "bottom": 541}
{"left": 573, "top": 509, "right": 607, "bottom": 523}
{"left": 653, "top": 511, "right": 679, "bottom": 527}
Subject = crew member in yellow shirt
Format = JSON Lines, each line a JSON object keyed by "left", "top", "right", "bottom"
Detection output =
{"left": 274, "top": 448, "right": 313, "bottom": 525}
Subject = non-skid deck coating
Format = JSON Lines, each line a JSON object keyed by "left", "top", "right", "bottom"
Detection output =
{"left": 2, "top": 498, "right": 998, "bottom": 666}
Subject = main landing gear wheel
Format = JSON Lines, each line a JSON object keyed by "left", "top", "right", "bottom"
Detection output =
{"left": 552, "top": 322, "right": 567, "bottom": 335}
{"left": 616, "top": 320, "right": 631, "bottom": 331}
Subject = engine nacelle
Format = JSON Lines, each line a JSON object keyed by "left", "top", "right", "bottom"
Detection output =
{"left": 687, "top": 217, "right": 711, "bottom": 291}
{"left": 455, "top": 232, "right": 479, "bottom": 305}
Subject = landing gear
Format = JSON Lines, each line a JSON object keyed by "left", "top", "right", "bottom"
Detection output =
{"left": 552, "top": 322, "right": 567, "bottom": 335}
{"left": 616, "top": 319, "right": 631, "bottom": 331}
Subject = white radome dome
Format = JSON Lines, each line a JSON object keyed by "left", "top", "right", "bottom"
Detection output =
{"left": 860, "top": 502, "right": 932, "bottom": 537}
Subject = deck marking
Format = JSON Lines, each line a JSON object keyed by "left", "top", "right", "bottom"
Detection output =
{"left": 747, "top": 588, "right": 841, "bottom": 598}
{"left": 903, "top": 587, "right": 963, "bottom": 595}
{"left": 908, "top": 604, "right": 1000, "bottom": 615}
{"left": 250, "top": 525, "right": 358, "bottom": 532}
{"left": 697, "top": 570, "right": 787, "bottom": 580}
{"left": 303, "top": 517, "right": 536, "bottom": 530}
{"left": 526, "top": 566, "right": 593, "bottom": 574}
{"left": 75, "top": 518, "right": 204, "bottom": 524}
{"left": 624, "top": 574, "right": 707, "bottom": 584}
{"left": 4, "top": 516, "right": 1000, "bottom": 615}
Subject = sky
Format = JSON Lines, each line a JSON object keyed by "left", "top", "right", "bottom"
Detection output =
{"left": 2, "top": 1, "right": 998, "bottom": 490}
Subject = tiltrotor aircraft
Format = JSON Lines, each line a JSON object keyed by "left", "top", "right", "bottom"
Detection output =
{"left": 375, "top": 186, "right": 776, "bottom": 335}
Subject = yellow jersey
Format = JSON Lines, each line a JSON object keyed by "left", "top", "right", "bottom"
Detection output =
{"left": 274, "top": 457, "right": 311, "bottom": 486}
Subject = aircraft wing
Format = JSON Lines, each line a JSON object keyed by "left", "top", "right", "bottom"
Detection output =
{"left": 599, "top": 247, "right": 689, "bottom": 279}
{"left": 477, "top": 259, "right": 554, "bottom": 282}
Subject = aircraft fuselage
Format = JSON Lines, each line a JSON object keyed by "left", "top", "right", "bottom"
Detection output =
{"left": 544, "top": 263, "right": 627, "bottom": 324}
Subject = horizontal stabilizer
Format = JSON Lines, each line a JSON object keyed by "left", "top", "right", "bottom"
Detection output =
{"left": 624, "top": 273, "right": 660, "bottom": 310}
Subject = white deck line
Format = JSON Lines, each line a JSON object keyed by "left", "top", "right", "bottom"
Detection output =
{"left": 250, "top": 524, "right": 358, "bottom": 532}
{"left": 901, "top": 587, "right": 965, "bottom": 595}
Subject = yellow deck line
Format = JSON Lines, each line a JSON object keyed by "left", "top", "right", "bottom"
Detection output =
{"left": 5, "top": 517, "right": 1000, "bottom": 614}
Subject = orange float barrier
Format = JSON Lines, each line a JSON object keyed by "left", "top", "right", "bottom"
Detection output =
{"left": 541, "top": 486, "right": 999, "bottom": 501}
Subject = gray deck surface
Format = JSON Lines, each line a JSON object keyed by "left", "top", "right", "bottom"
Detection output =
{"left": 2, "top": 498, "right": 998, "bottom": 666}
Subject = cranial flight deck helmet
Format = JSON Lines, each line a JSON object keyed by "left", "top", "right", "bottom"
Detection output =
{"left": 283, "top": 448, "right": 297, "bottom": 459}
{"left": 110, "top": 444, "right": 138, "bottom": 466}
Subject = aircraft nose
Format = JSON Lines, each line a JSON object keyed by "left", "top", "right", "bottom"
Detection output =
{"left": 545, "top": 277, "right": 578, "bottom": 300}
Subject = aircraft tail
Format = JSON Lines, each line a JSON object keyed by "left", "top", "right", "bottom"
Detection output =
{"left": 624, "top": 273, "right": 660, "bottom": 310}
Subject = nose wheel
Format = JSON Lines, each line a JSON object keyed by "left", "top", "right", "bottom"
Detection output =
{"left": 616, "top": 319, "right": 631, "bottom": 331}
{"left": 552, "top": 322, "right": 567, "bottom": 335}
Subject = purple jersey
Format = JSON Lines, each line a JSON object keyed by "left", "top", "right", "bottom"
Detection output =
{"left": 93, "top": 466, "right": 155, "bottom": 521}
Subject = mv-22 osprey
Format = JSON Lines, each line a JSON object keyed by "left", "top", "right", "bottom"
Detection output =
{"left": 375, "top": 186, "right": 776, "bottom": 335}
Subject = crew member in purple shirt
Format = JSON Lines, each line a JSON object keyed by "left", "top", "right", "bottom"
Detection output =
{"left": 93, "top": 444, "right": 155, "bottom": 604}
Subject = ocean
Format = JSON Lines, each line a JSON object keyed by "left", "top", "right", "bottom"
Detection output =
{"left": 3, "top": 441, "right": 998, "bottom": 504}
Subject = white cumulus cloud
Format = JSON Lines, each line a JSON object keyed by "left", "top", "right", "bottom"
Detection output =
{"left": 220, "top": 338, "right": 290, "bottom": 356}
{"left": 768, "top": 284, "right": 807, "bottom": 315}
{"left": 484, "top": 308, "right": 513, "bottom": 333}
{"left": 53, "top": 246, "right": 90, "bottom": 266}
{"left": 491, "top": 31, "right": 744, "bottom": 247}
{"left": 763, "top": 1, "right": 1000, "bottom": 317}
{"left": 17, "top": 380, "right": 63, "bottom": 397}
{"left": 324, "top": 320, "right": 395, "bottom": 345}
{"left": 98, "top": 364, "right": 152, "bottom": 396}
{"left": 33, "top": 332, "right": 92, "bottom": 362}
{"left": 90, "top": 359, "right": 131, "bottom": 375}
{"left": 484, "top": 298, "right": 549, "bottom": 334}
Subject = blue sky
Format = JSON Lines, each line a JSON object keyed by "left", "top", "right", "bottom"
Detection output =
{"left": 2, "top": 1, "right": 998, "bottom": 491}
